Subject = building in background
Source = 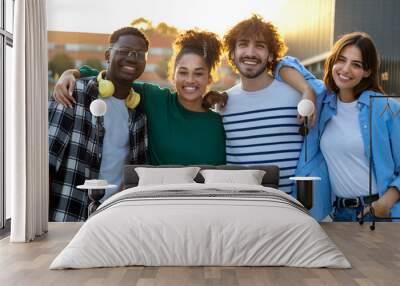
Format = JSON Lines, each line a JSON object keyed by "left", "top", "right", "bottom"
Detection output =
{"left": 276, "top": 0, "right": 400, "bottom": 95}
{"left": 48, "top": 27, "right": 237, "bottom": 93}
{"left": 47, "top": 30, "right": 175, "bottom": 90}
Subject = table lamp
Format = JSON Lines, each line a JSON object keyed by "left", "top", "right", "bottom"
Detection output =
{"left": 290, "top": 99, "right": 320, "bottom": 210}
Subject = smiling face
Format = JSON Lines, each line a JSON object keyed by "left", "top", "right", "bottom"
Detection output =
{"left": 332, "top": 45, "right": 371, "bottom": 94}
{"left": 106, "top": 34, "right": 147, "bottom": 85}
{"left": 233, "top": 37, "right": 271, "bottom": 79}
{"left": 173, "top": 53, "right": 211, "bottom": 107}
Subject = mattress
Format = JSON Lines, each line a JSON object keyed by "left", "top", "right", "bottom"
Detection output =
{"left": 50, "top": 183, "right": 350, "bottom": 269}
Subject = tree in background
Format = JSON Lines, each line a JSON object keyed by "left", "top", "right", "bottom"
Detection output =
{"left": 154, "top": 22, "right": 178, "bottom": 36}
{"left": 48, "top": 53, "right": 75, "bottom": 79}
{"left": 130, "top": 18, "right": 178, "bottom": 36}
{"left": 155, "top": 57, "right": 171, "bottom": 80}
{"left": 130, "top": 17, "right": 177, "bottom": 85}
{"left": 131, "top": 17, "right": 153, "bottom": 32}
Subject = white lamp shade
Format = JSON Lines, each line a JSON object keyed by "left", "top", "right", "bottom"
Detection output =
{"left": 90, "top": 99, "right": 107, "bottom": 117}
{"left": 297, "top": 99, "right": 315, "bottom": 117}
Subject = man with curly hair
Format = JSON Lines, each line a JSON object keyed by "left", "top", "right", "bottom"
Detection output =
{"left": 221, "top": 15, "right": 315, "bottom": 194}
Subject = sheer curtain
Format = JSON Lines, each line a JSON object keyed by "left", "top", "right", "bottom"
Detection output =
{"left": 8, "top": 0, "right": 48, "bottom": 242}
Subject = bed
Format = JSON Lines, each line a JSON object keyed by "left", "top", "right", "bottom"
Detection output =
{"left": 50, "top": 165, "right": 350, "bottom": 269}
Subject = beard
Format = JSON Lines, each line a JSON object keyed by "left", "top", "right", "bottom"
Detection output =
{"left": 235, "top": 56, "right": 269, "bottom": 79}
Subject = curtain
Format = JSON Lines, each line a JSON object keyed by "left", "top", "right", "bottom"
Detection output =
{"left": 8, "top": 0, "right": 48, "bottom": 242}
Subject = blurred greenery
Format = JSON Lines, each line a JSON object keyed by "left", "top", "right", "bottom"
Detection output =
{"left": 155, "top": 58, "right": 170, "bottom": 80}
{"left": 131, "top": 18, "right": 178, "bottom": 36}
{"left": 48, "top": 53, "right": 75, "bottom": 79}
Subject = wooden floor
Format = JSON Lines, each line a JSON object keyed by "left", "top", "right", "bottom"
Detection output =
{"left": 0, "top": 222, "right": 399, "bottom": 286}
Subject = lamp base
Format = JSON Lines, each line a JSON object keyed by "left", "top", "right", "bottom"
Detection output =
{"left": 296, "top": 180, "right": 313, "bottom": 210}
{"left": 88, "top": 189, "right": 105, "bottom": 216}
{"left": 289, "top": 177, "right": 321, "bottom": 210}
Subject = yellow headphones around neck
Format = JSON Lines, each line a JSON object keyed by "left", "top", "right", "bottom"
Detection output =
{"left": 97, "top": 70, "right": 140, "bottom": 109}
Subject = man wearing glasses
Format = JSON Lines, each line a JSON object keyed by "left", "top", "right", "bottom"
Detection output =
{"left": 48, "top": 27, "right": 148, "bottom": 222}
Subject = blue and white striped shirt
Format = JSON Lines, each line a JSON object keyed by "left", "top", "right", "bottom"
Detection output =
{"left": 221, "top": 80, "right": 303, "bottom": 192}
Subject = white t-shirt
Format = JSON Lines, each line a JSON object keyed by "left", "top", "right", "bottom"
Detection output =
{"left": 220, "top": 80, "right": 303, "bottom": 193}
{"left": 99, "top": 96, "right": 130, "bottom": 200}
{"left": 320, "top": 98, "right": 378, "bottom": 198}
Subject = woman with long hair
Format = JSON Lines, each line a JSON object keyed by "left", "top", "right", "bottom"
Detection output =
{"left": 278, "top": 32, "right": 400, "bottom": 221}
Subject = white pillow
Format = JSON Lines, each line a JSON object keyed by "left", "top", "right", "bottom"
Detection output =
{"left": 135, "top": 167, "right": 201, "bottom": 186}
{"left": 200, "top": 169, "right": 266, "bottom": 185}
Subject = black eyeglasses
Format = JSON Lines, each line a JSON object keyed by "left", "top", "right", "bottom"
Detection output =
{"left": 110, "top": 47, "right": 147, "bottom": 62}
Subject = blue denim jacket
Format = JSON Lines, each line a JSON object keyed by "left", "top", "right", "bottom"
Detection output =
{"left": 275, "top": 56, "right": 400, "bottom": 220}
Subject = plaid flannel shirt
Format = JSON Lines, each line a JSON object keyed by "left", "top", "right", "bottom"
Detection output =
{"left": 48, "top": 77, "right": 147, "bottom": 222}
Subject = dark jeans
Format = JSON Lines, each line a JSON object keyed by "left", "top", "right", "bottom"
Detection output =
{"left": 331, "top": 205, "right": 374, "bottom": 222}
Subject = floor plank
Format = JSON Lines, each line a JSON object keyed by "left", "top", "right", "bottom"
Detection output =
{"left": 0, "top": 222, "right": 399, "bottom": 286}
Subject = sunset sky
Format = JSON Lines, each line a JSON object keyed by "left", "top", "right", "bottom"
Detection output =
{"left": 47, "top": 0, "right": 290, "bottom": 35}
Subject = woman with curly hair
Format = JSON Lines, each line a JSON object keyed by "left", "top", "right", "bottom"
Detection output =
{"left": 54, "top": 29, "right": 226, "bottom": 165}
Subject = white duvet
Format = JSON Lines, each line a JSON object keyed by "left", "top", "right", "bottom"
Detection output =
{"left": 50, "top": 183, "right": 350, "bottom": 269}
